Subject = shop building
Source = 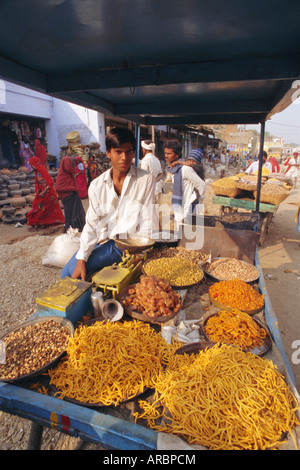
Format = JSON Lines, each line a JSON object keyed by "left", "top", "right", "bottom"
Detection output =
{"left": 0, "top": 80, "right": 106, "bottom": 169}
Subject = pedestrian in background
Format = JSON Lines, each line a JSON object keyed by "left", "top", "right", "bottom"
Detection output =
{"left": 55, "top": 152, "right": 86, "bottom": 232}
{"left": 140, "top": 140, "right": 163, "bottom": 203}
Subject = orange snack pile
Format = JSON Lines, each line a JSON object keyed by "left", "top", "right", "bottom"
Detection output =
{"left": 204, "top": 309, "right": 267, "bottom": 350}
{"left": 209, "top": 279, "right": 264, "bottom": 311}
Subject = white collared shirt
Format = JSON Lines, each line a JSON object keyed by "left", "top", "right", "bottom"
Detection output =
{"left": 140, "top": 152, "right": 163, "bottom": 194}
{"left": 170, "top": 165, "right": 206, "bottom": 221}
{"left": 245, "top": 160, "right": 272, "bottom": 174}
{"left": 76, "top": 166, "right": 158, "bottom": 261}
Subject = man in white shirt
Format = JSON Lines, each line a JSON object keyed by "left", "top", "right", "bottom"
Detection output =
{"left": 285, "top": 151, "right": 300, "bottom": 185}
{"left": 61, "top": 127, "right": 158, "bottom": 280}
{"left": 164, "top": 141, "right": 206, "bottom": 224}
{"left": 245, "top": 151, "right": 272, "bottom": 174}
{"left": 140, "top": 140, "right": 163, "bottom": 203}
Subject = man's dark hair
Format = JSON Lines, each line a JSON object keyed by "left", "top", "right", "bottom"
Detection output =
{"left": 105, "top": 127, "right": 136, "bottom": 152}
{"left": 163, "top": 140, "right": 182, "bottom": 156}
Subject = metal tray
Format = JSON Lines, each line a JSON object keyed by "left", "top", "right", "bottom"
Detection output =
{"left": 151, "top": 230, "right": 180, "bottom": 246}
{"left": 142, "top": 258, "right": 204, "bottom": 290}
{"left": 0, "top": 316, "right": 74, "bottom": 383}
{"left": 201, "top": 311, "right": 272, "bottom": 356}
{"left": 209, "top": 293, "right": 264, "bottom": 316}
{"left": 50, "top": 318, "right": 153, "bottom": 407}
{"left": 175, "top": 341, "right": 216, "bottom": 356}
{"left": 119, "top": 284, "right": 181, "bottom": 324}
{"left": 112, "top": 233, "right": 155, "bottom": 253}
{"left": 203, "top": 257, "right": 260, "bottom": 283}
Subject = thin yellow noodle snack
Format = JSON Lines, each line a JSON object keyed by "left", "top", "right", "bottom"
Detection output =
{"left": 134, "top": 343, "right": 300, "bottom": 450}
{"left": 48, "top": 320, "right": 176, "bottom": 406}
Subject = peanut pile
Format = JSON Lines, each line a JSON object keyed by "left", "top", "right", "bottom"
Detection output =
{"left": 204, "top": 257, "right": 259, "bottom": 282}
{"left": 0, "top": 319, "right": 71, "bottom": 380}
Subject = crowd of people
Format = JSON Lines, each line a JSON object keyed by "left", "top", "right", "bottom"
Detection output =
{"left": 13, "top": 125, "right": 298, "bottom": 271}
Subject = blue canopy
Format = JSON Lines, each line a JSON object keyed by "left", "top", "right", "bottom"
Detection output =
{"left": 0, "top": 0, "right": 299, "bottom": 125}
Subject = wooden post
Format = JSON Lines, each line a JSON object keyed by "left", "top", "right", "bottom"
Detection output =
{"left": 135, "top": 123, "right": 140, "bottom": 167}
{"left": 256, "top": 121, "right": 265, "bottom": 213}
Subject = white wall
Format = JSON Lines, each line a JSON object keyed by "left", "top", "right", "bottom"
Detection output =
{"left": 0, "top": 80, "right": 106, "bottom": 163}
{"left": 0, "top": 80, "right": 52, "bottom": 118}
{"left": 50, "top": 99, "right": 105, "bottom": 157}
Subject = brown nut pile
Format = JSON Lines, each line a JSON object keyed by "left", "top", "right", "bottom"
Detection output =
{"left": 204, "top": 257, "right": 259, "bottom": 282}
{"left": 0, "top": 319, "right": 70, "bottom": 380}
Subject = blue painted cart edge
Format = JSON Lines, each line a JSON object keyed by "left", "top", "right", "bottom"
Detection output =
{"left": 0, "top": 381, "right": 158, "bottom": 450}
{"left": 255, "top": 248, "right": 296, "bottom": 389}
{"left": 0, "top": 249, "right": 296, "bottom": 448}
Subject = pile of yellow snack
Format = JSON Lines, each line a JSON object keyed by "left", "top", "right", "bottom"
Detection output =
{"left": 135, "top": 343, "right": 299, "bottom": 450}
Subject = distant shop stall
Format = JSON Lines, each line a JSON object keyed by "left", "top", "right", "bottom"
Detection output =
{"left": 0, "top": 113, "right": 46, "bottom": 169}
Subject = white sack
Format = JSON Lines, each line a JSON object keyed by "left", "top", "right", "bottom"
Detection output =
{"left": 42, "top": 227, "right": 81, "bottom": 268}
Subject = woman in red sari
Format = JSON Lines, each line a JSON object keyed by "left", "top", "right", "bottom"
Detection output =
{"left": 75, "top": 155, "right": 88, "bottom": 198}
{"left": 26, "top": 157, "right": 65, "bottom": 228}
{"left": 34, "top": 139, "right": 49, "bottom": 169}
{"left": 55, "top": 154, "right": 86, "bottom": 232}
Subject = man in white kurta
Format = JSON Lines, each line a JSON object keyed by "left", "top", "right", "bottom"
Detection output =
{"left": 140, "top": 140, "right": 163, "bottom": 202}
{"left": 245, "top": 151, "right": 272, "bottom": 174}
{"left": 285, "top": 151, "right": 300, "bottom": 185}
{"left": 61, "top": 127, "right": 158, "bottom": 280}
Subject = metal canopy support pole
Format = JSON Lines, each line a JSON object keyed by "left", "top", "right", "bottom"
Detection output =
{"left": 256, "top": 121, "right": 265, "bottom": 213}
{"left": 135, "top": 123, "right": 140, "bottom": 167}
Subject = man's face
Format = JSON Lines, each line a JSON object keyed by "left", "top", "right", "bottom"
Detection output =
{"left": 107, "top": 143, "right": 134, "bottom": 174}
{"left": 164, "top": 147, "right": 179, "bottom": 164}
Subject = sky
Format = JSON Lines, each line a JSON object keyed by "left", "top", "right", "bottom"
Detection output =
{"left": 247, "top": 102, "right": 300, "bottom": 146}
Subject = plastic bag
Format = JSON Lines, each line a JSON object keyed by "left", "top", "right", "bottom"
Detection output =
{"left": 42, "top": 227, "right": 81, "bottom": 268}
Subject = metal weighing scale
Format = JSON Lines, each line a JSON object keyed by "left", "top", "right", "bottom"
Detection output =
{"left": 92, "top": 234, "right": 155, "bottom": 299}
{"left": 92, "top": 250, "right": 148, "bottom": 299}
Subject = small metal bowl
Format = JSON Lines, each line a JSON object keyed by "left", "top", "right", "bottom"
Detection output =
{"left": 0, "top": 316, "right": 74, "bottom": 383}
{"left": 112, "top": 233, "right": 155, "bottom": 253}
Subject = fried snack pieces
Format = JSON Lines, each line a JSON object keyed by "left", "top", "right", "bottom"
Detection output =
{"left": 204, "top": 309, "right": 267, "bottom": 350}
{"left": 122, "top": 275, "right": 181, "bottom": 318}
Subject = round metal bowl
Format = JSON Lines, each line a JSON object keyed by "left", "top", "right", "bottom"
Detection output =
{"left": 119, "top": 284, "right": 181, "bottom": 324}
{"left": 175, "top": 341, "right": 216, "bottom": 356}
{"left": 151, "top": 230, "right": 180, "bottom": 246}
{"left": 201, "top": 311, "right": 272, "bottom": 356}
{"left": 112, "top": 233, "right": 155, "bottom": 253}
{"left": 0, "top": 316, "right": 74, "bottom": 383}
{"left": 142, "top": 258, "right": 204, "bottom": 290}
{"left": 50, "top": 318, "right": 152, "bottom": 407}
{"left": 209, "top": 294, "right": 264, "bottom": 316}
{"left": 203, "top": 257, "right": 260, "bottom": 283}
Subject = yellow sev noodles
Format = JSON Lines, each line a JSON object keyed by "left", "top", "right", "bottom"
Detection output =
{"left": 48, "top": 320, "right": 176, "bottom": 406}
{"left": 134, "top": 343, "right": 300, "bottom": 450}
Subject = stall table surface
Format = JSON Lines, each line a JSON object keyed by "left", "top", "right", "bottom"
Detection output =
{"left": 0, "top": 229, "right": 299, "bottom": 451}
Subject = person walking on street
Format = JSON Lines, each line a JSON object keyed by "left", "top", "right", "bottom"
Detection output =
{"left": 26, "top": 156, "right": 65, "bottom": 229}
{"left": 140, "top": 140, "right": 163, "bottom": 203}
{"left": 55, "top": 151, "right": 86, "bottom": 233}
{"left": 164, "top": 140, "right": 206, "bottom": 225}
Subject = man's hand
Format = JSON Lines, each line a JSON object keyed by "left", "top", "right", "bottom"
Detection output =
{"left": 71, "top": 259, "right": 87, "bottom": 280}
